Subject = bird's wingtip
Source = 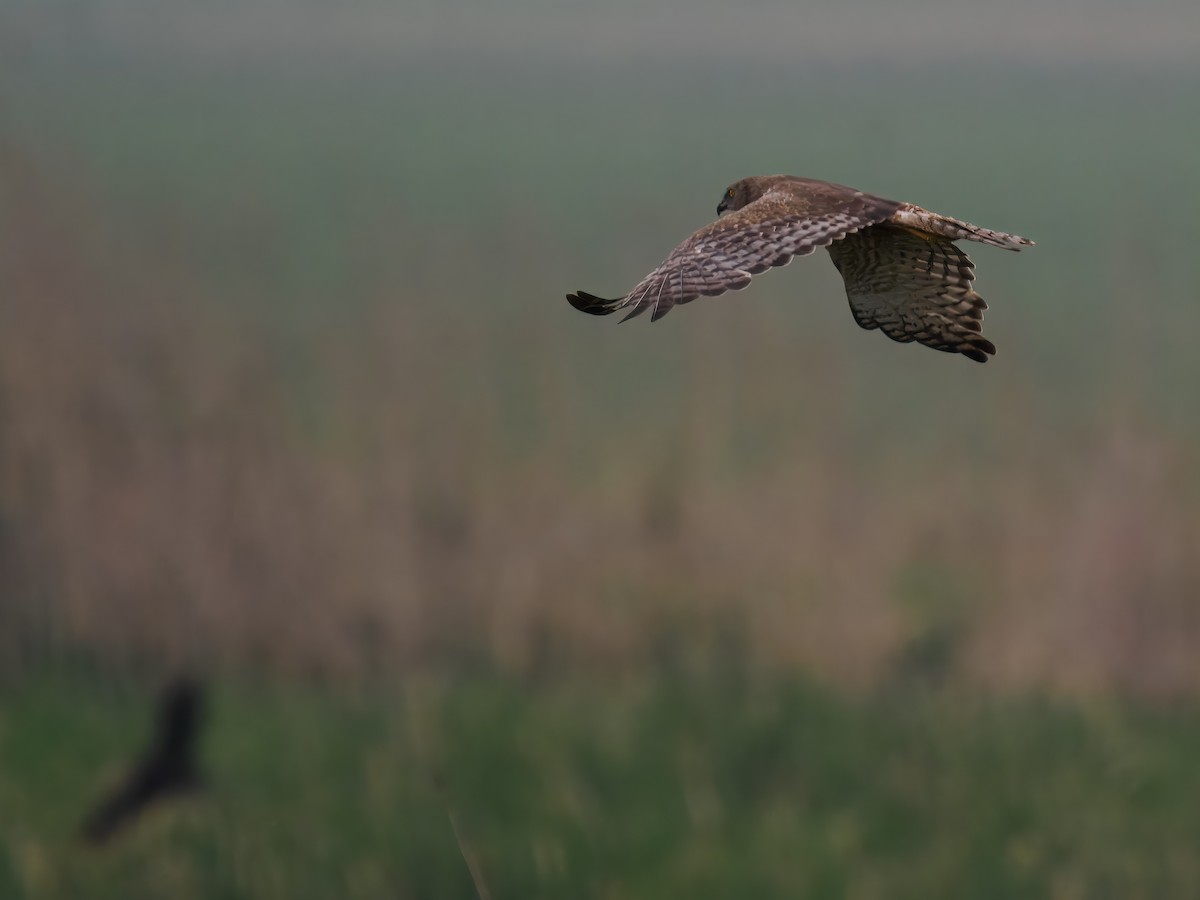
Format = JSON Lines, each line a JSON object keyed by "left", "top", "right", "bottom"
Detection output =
{"left": 567, "top": 291, "right": 622, "bottom": 316}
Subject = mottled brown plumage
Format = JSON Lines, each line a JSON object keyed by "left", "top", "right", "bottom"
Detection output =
{"left": 567, "top": 175, "right": 1032, "bottom": 362}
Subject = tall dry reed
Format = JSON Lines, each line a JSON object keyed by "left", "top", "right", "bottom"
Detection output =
{"left": 3, "top": 145, "right": 1198, "bottom": 696}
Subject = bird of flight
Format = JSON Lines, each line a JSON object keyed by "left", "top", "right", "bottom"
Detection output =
{"left": 81, "top": 679, "right": 205, "bottom": 844}
{"left": 567, "top": 175, "right": 1032, "bottom": 362}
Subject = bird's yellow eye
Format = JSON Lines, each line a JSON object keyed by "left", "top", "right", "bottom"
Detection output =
{"left": 726, "top": 188, "right": 735, "bottom": 198}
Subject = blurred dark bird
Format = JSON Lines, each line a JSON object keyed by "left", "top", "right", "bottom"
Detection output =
{"left": 81, "top": 678, "right": 205, "bottom": 844}
{"left": 568, "top": 175, "right": 1033, "bottom": 362}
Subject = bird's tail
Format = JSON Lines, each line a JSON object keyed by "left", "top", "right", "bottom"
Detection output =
{"left": 81, "top": 792, "right": 134, "bottom": 845}
{"left": 894, "top": 203, "right": 1034, "bottom": 251}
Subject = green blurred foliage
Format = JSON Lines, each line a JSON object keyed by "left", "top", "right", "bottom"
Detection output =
{"left": 3, "top": 673, "right": 1200, "bottom": 899}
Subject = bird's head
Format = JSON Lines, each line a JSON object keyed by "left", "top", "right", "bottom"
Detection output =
{"left": 716, "top": 176, "right": 779, "bottom": 216}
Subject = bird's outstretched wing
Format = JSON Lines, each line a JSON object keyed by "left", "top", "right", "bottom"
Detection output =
{"left": 827, "top": 226, "right": 996, "bottom": 363}
{"left": 568, "top": 185, "right": 897, "bottom": 322}
{"left": 81, "top": 679, "right": 204, "bottom": 844}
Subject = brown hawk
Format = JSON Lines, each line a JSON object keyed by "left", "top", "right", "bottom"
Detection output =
{"left": 567, "top": 175, "right": 1033, "bottom": 362}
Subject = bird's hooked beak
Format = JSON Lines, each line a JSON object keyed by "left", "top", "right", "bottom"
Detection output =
{"left": 716, "top": 198, "right": 729, "bottom": 216}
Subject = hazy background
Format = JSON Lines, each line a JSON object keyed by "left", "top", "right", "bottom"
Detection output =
{"left": 2, "top": 1, "right": 1200, "bottom": 896}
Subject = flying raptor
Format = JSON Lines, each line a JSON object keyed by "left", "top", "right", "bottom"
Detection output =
{"left": 567, "top": 175, "right": 1032, "bottom": 362}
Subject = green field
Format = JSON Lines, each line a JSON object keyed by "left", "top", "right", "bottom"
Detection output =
{"left": 3, "top": 672, "right": 1200, "bottom": 899}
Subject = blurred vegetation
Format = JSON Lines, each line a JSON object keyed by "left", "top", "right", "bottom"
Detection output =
{"left": 2, "top": 1, "right": 1200, "bottom": 894}
{"left": 3, "top": 673, "right": 1200, "bottom": 899}
{"left": 3, "top": 43, "right": 1199, "bottom": 690}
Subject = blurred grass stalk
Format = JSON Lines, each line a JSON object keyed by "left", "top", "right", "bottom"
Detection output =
{"left": 2, "top": 140, "right": 1199, "bottom": 698}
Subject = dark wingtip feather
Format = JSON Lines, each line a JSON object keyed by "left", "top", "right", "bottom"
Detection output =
{"left": 961, "top": 337, "right": 997, "bottom": 363}
{"left": 566, "top": 291, "right": 620, "bottom": 316}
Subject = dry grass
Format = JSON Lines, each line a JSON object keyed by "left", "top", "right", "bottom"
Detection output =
{"left": 3, "top": 143, "right": 1199, "bottom": 696}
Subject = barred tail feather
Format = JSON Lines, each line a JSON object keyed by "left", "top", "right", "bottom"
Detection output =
{"left": 893, "top": 204, "right": 1034, "bottom": 251}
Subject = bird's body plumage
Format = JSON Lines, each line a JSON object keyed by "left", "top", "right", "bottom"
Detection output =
{"left": 567, "top": 175, "right": 1032, "bottom": 362}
